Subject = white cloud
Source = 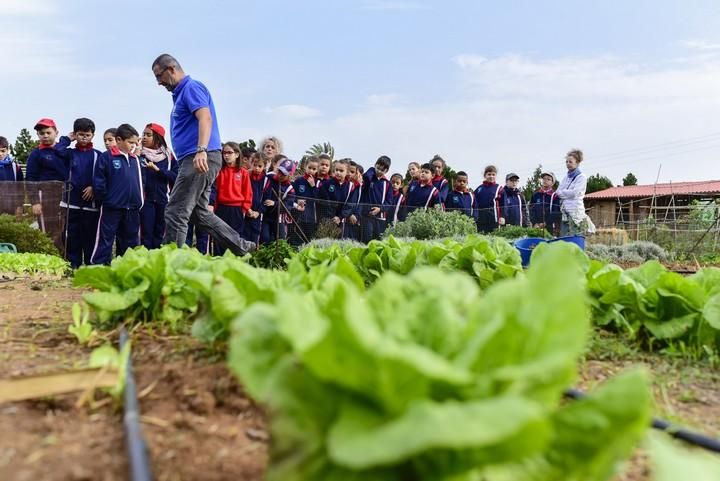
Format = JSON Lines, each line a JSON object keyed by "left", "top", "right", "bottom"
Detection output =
{"left": 680, "top": 39, "right": 720, "bottom": 51}
{"left": 231, "top": 51, "right": 720, "bottom": 185}
{"left": 453, "top": 54, "right": 488, "bottom": 69}
{"left": 264, "top": 104, "right": 322, "bottom": 120}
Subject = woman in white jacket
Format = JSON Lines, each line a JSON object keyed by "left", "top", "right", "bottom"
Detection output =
{"left": 556, "top": 149, "right": 595, "bottom": 236}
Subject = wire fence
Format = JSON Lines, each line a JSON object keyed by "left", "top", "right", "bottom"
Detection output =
{"left": 0, "top": 181, "right": 67, "bottom": 253}
{"left": 586, "top": 198, "right": 720, "bottom": 255}
{"left": 7, "top": 179, "right": 716, "bottom": 260}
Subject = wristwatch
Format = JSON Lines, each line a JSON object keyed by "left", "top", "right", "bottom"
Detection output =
{"left": 196, "top": 146, "right": 208, "bottom": 153}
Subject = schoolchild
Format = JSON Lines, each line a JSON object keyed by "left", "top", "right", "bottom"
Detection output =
{"left": 530, "top": 171, "right": 561, "bottom": 235}
{"left": 212, "top": 142, "right": 252, "bottom": 255}
{"left": 498, "top": 173, "right": 529, "bottom": 227}
{"left": 103, "top": 128, "right": 118, "bottom": 150}
{"left": 26, "top": 118, "right": 69, "bottom": 250}
{"left": 360, "top": 155, "right": 392, "bottom": 242}
{"left": 0, "top": 136, "right": 24, "bottom": 215}
{"left": 139, "top": 123, "right": 177, "bottom": 249}
{"left": 473, "top": 165, "right": 503, "bottom": 233}
{"left": 261, "top": 156, "right": 296, "bottom": 243}
{"left": 317, "top": 153, "right": 332, "bottom": 181}
{"left": 444, "top": 171, "right": 474, "bottom": 218}
{"left": 290, "top": 156, "right": 319, "bottom": 244}
{"left": 402, "top": 162, "right": 439, "bottom": 218}
{"left": 56, "top": 118, "right": 102, "bottom": 267}
{"left": 430, "top": 154, "right": 450, "bottom": 204}
{"left": 317, "top": 158, "right": 357, "bottom": 237}
{"left": 244, "top": 153, "right": 267, "bottom": 244}
{"left": 91, "top": 124, "right": 143, "bottom": 265}
{"left": 389, "top": 173, "right": 405, "bottom": 225}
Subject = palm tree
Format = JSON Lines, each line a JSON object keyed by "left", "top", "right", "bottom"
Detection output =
{"left": 304, "top": 142, "right": 335, "bottom": 160}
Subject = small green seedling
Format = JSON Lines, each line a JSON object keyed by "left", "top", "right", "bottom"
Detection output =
{"left": 68, "top": 302, "right": 97, "bottom": 345}
{"left": 88, "top": 342, "right": 130, "bottom": 400}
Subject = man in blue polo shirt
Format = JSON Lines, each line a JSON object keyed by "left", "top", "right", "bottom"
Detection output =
{"left": 151, "top": 54, "right": 255, "bottom": 255}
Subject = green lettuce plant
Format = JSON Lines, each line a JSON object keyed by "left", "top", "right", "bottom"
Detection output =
{"left": 228, "top": 243, "right": 652, "bottom": 481}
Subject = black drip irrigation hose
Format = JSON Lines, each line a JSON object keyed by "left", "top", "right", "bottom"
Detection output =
{"left": 120, "top": 328, "right": 153, "bottom": 481}
{"left": 564, "top": 388, "right": 720, "bottom": 454}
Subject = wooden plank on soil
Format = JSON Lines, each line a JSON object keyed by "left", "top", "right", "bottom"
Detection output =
{"left": 0, "top": 367, "right": 118, "bottom": 403}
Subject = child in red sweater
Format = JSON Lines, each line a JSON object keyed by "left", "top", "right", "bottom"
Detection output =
{"left": 213, "top": 141, "right": 252, "bottom": 255}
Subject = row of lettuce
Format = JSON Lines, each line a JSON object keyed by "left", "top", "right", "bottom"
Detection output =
{"left": 65, "top": 235, "right": 720, "bottom": 357}
{"left": 3, "top": 239, "right": 720, "bottom": 479}
{"left": 67, "top": 239, "right": 719, "bottom": 481}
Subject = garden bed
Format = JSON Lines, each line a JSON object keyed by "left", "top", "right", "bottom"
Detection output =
{"left": 0, "top": 278, "right": 266, "bottom": 481}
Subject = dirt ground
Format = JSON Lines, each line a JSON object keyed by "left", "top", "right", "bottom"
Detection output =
{"left": 1, "top": 277, "right": 718, "bottom": 481}
{"left": 0, "top": 277, "right": 266, "bottom": 481}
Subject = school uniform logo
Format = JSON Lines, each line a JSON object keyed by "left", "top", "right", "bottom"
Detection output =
{"left": 409, "top": 184, "right": 416, "bottom": 192}
{"left": 453, "top": 195, "right": 459, "bottom": 204}
{"left": 328, "top": 185, "right": 335, "bottom": 193}
{"left": 112, "top": 158, "right": 121, "bottom": 169}
{"left": 298, "top": 185, "right": 306, "bottom": 193}
{"left": 235, "top": 173, "right": 243, "bottom": 180}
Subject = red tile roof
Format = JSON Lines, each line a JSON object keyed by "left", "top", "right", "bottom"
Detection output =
{"left": 585, "top": 180, "right": 720, "bottom": 200}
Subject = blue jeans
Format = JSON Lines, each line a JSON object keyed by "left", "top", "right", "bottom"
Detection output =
{"left": 163, "top": 151, "right": 255, "bottom": 255}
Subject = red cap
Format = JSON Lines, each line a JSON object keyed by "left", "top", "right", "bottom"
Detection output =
{"left": 146, "top": 123, "right": 166, "bottom": 138}
{"left": 34, "top": 118, "right": 57, "bottom": 130}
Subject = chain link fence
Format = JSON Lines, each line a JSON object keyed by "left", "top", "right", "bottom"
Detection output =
{"left": 0, "top": 181, "right": 67, "bottom": 253}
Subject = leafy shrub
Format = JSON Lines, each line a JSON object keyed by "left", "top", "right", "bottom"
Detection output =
{"left": 586, "top": 241, "right": 668, "bottom": 265}
{"left": 383, "top": 207, "right": 477, "bottom": 240}
{"left": 302, "top": 238, "right": 365, "bottom": 250}
{"left": 315, "top": 218, "right": 342, "bottom": 239}
{"left": 491, "top": 225, "right": 551, "bottom": 240}
{"left": 0, "top": 214, "right": 59, "bottom": 256}
{"left": 249, "top": 240, "right": 296, "bottom": 270}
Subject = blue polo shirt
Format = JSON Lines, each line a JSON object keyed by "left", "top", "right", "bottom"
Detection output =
{"left": 170, "top": 75, "right": 222, "bottom": 160}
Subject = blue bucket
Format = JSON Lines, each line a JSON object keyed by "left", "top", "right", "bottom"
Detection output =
{"left": 513, "top": 237, "right": 547, "bottom": 267}
{"left": 549, "top": 235, "right": 586, "bottom": 250}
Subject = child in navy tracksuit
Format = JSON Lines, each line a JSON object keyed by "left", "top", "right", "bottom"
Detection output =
{"left": 0, "top": 136, "right": 23, "bottom": 182}
{"left": 261, "top": 157, "right": 296, "bottom": 244}
{"left": 402, "top": 163, "right": 439, "bottom": 219}
{"left": 389, "top": 173, "right": 405, "bottom": 225}
{"left": 55, "top": 118, "right": 102, "bottom": 268}
{"left": 91, "top": 124, "right": 143, "bottom": 265}
{"left": 26, "top": 118, "right": 70, "bottom": 251}
{"left": 317, "top": 159, "right": 358, "bottom": 238}
{"left": 530, "top": 171, "right": 561, "bottom": 235}
{"left": 346, "top": 162, "right": 363, "bottom": 241}
{"left": 473, "top": 165, "right": 503, "bottom": 233}
{"left": 213, "top": 142, "right": 253, "bottom": 255}
{"left": 290, "top": 157, "right": 319, "bottom": 245}
{"left": 430, "top": 155, "right": 450, "bottom": 205}
{"left": 244, "top": 154, "right": 267, "bottom": 244}
{"left": 498, "top": 173, "right": 529, "bottom": 227}
{"left": 0, "top": 136, "right": 24, "bottom": 215}
{"left": 139, "top": 123, "right": 177, "bottom": 250}
{"left": 360, "top": 156, "right": 393, "bottom": 243}
{"left": 444, "top": 171, "right": 475, "bottom": 219}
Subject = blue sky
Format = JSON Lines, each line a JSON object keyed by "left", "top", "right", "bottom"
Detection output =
{"left": 2, "top": 0, "right": 720, "bottom": 185}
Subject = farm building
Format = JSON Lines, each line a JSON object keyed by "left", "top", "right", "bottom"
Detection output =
{"left": 584, "top": 180, "right": 720, "bottom": 229}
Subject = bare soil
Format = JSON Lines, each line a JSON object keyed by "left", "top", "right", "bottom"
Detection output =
{"left": 0, "top": 278, "right": 266, "bottom": 481}
{"left": 1, "top": 278, "right": 718, "bottom": 481}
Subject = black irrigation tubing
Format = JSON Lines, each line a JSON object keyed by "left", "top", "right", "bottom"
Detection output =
{"left": 120, "top": 328, "right": 153, "bottom": 481}
{"left": 564, "top": 388, "right": 720, "bottom": 454}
